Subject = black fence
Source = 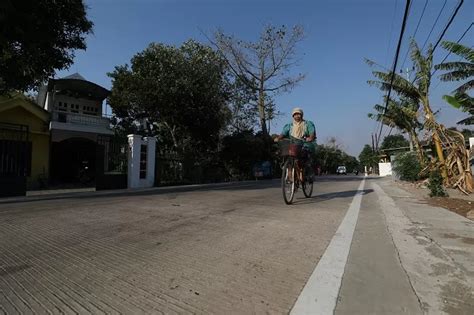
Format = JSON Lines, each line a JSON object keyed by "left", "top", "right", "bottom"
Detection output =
{"left": 154, "top": 148, "right": 229, "bottom": 186}
{"left": 0, "top": 122, "right": 30, "bottom": 197}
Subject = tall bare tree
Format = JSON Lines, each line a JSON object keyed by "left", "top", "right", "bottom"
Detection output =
{"left": 209, "top": 25, "right": 305, "bottom": 136}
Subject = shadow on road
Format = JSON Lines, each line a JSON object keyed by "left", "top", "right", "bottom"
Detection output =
{"left": 0, "top": 176, "right": 377, "bottom": 206}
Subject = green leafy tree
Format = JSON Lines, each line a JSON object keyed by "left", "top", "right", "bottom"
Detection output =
{"left": 393, "top": 152, "right": 422, "bottom": 182}
{"left": 226, "top": 78, "right": 259, "bottom": 133}
{"left": 314, "top": 144, "right": 359, "bottom": 174}
{"left": 380, "top": 134, "right": 410, "bottom": 152}
{"left": 0, "top": 0, "right": 93, "bottom": 93}
{"left": 220, "top": 130, "right": 270, "bottom": 179}
{"left": 359, "top": 144, "right": 379, "bottom": 172}
{"left": 344, "top": 156, "right": 360, "bottom": 173}
{"left": 108, "top": 40, "right": 231, "bottom": 158}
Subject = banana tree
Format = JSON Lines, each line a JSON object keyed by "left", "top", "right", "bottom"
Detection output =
{"left": 368, "top": 39, "right": 473, "bottom": 193}
{"left": 368, "top": 97, "right": 425, "bottom": 164}
{"left": 443, "top": 94, "right": 474, "bottom": 125}
{"left": 435, "top": 42, "right": 474, "bottom": 125}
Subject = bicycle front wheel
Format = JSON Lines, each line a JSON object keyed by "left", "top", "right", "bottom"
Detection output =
{"left": 282, "top": 159, "right": 296, "bottom": 204}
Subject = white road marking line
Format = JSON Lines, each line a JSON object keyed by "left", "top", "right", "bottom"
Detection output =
{"left": 290, "top": 178, "right": 366, "bottom": 315}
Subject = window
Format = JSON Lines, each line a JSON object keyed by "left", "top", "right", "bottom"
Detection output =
{"left": 139, "top": 144, "right": 147, "bottom": 179}
{"left": 58, "top": 113, "right": 67, "bottom": 122}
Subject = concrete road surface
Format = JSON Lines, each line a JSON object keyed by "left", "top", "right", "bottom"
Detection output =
{"left": 0, "top": 176, "right": 472, "bottom": 314}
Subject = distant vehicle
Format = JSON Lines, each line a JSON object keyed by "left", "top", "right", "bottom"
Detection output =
{"left": 336, "top": 166, "right": 347, "bottom": 175}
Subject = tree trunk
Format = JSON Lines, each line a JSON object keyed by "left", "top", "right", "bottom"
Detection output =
{"left": 423, "top": 99, "right": 447, "bottom": 179}
{"left": 164, "top": 121, "right": 178, "bottom": 149}
{"left": 258, "top": 69, "right": 268, "bottom": 136}
{"left": 409, "top": 129, "right": 425, "bottom": 166}
{"left": 258, "top": 90, "right": 268, "bottom": 136}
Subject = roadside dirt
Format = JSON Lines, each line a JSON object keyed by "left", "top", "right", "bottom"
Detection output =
{"left": 427, "top": 197, "right": 474, "bottom": 220}
{"left": 395, "top": 180, "right": 474, "bottom": 220}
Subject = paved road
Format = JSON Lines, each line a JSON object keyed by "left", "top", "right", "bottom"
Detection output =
{"left": 0, "top": 176, "right": 472, "bottom": 314}
{"left": 0, "top": 177, "right": 363, "bottom": 314}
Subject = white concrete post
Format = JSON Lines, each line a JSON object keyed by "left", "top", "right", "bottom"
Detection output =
{"left": 127, "top": 134, "right": 157, "bottom": 189}
{"left": 128, "top": 134, "right": 142, "bottom": 189}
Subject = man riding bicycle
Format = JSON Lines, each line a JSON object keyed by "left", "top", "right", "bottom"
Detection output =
{"left": 274, "top": 107, "right": 316, "bottom": 181}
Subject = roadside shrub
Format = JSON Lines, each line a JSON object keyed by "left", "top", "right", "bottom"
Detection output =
{"left": 392, "top": 152, "right": 422, "bottom": 182}
{"left": 427, "top": 170, "right": 448, "bottom": 197}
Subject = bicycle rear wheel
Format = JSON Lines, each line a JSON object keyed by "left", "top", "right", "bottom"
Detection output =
{"left": 282, "top": 159, "right": 296, "bottom": 204}
{"left": 302, "top": 164, "right": 313, "bottom": 198}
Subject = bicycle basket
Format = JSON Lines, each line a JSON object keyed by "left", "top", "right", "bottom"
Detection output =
{"left": 279, "top": 140, "right": 303, "bottom": 157}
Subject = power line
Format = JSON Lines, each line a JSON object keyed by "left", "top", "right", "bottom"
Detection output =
{"left": 432, "top": 21, "right": 472, "bottom": 77}
{"left": 385, "top": 0, "right": 399, "bottom": 67}
{"left": 374, "top": 0, "right": 399, "bottom": 141}
{"left": 401, "top": 0, "right": 429, "bottom": 70}
{"left": 421, "top": 0, "right": 448, "bottom": 52}
{"left": 432, "top": 0, "right": 465, "bottom": 52}
{"left": 376, "top": 0, "right": 412, "bottom": 149}
{"left": 410, "top": 0, "right": 464, "bottom": 85}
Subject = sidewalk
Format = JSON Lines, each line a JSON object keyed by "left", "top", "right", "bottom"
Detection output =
{"left": 333, "top": 177, "right": 473, "bottom": 315}
{"left": 376, "top": 178, "right": 473, "bottom": 314}
{"left": 27, "top": 187, "right": 96, "bottom": 196}
{"left": 0, "top": 180, "right": 273, "bottom": 205}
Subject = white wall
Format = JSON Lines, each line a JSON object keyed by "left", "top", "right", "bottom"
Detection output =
{"left": 52, "top": 94, "right": 102, "bottom": 116}
{"left": 379, "top": 162, "right": 392, "bottom": 177}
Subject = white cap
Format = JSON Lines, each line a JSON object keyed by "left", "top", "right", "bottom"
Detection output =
{"left": 292, "top": 107, "right": 303, "bottom": 116}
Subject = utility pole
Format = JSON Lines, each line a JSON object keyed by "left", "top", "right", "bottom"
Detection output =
{"left": 371, "top": 133, "right": 375, "bottom": 153}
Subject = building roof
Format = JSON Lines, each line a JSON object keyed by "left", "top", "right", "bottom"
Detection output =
{"left": 49, "top": 72, "right": 109, "bottom": 100}
{"left": 62, "top": 73, "right": 87, "bottom": 81}
{"left": 0, "top": 93, "right": 50, "bottom": 122}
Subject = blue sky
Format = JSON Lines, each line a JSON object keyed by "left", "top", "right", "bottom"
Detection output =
{"left": 58, "top": 0, "right": 473, "bottom": 156}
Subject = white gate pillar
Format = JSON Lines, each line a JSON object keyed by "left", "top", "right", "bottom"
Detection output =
{"left": 127, "top": 134, "right": 157, "bottom": 188}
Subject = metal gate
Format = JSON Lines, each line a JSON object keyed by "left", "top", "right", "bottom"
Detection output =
{"left": 0, "top": 122, "right": 30, "bottom": 197}
{"left": 96, "top": 135, "right": 128, "bottom": 190}
{"left": 155, "top": 149, "right": 184, "bottom": 185}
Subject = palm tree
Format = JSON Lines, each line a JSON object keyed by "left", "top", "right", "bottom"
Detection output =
{"left": 367, "top": 39, "right": 473, "bottom": 193}
{"left": 368, "top": 97, "right": 425, "bottom": 164}
{"left": 435, "top": 42, "right": 474, "bottom": 125}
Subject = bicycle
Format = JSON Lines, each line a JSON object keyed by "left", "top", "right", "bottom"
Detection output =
{"left": 278, "top": 137, "right": 314, "bottom": 205}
